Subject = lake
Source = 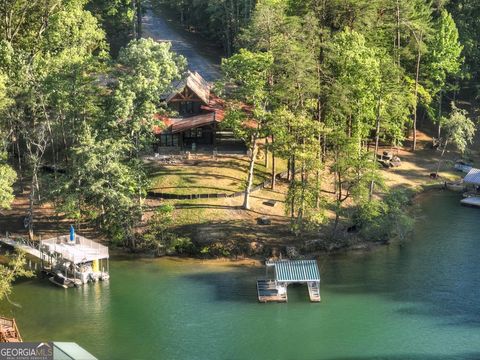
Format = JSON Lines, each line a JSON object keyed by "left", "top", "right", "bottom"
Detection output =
{"left": 2, "top": 191, "right": 480, "bottom": 360}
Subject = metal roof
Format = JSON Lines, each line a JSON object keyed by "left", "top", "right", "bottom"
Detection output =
{"left": 53, "top": 342, "right": 97, "bottom": 360}
{"left": 165, "top": 71, "right": 211, "bottom": 105}
{"left": 464, "top": 167, "right": 480, "bottom": 185}
{"left": 266, "top": 260, "right": 320, "bottom": 283}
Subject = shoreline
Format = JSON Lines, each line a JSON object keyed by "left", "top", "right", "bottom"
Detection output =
{"left": 111, "top": 180, "right": 448, "bottom": 265}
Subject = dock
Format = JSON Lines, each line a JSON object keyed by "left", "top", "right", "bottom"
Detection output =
{"left": 0, "top": 233, "right": 110, "bottom": 287}
{"left": 257, "top": 260, "right": 321, "bottom": 303}
{"left": 0, "top": 317, "right": 22, "bottom": 342}
{"left": 460, "top": 196, "right": 480, "bottom": 208}
{"left": 257, "top": 279, "right": 287, "bottom": 303}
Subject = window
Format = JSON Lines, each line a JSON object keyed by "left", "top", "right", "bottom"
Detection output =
{"left": 159, "top": 134, "right": 179, "bottom": 147}
{"left": 197, "top": 128, "right": 203, "bottom": 138}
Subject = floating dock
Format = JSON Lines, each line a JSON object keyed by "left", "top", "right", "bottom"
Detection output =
{"left": 257, "top": 260, "right": 321, "bottom": 303}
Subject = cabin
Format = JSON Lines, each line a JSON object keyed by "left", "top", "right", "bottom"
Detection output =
{"left": 257, "top": 260, "right": 321, "bottom": 303}
{"left": 155, "top": 71, "right": 243, "bottom": 152}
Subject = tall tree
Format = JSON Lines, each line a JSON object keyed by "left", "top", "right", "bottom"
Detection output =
{"left": 219, "top": 49, "right": 274, "bottom": 209}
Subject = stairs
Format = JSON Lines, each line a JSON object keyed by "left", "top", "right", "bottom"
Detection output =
{"left": 308, "top": 282, "right": 321, "bottom": 302}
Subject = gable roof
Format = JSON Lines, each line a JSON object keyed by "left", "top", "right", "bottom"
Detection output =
{"left": 266, "top": 260, "right": 320, "bottom": 283}
{"left": 165, "top": 71, "right": 211, "bottom": 105}
{"left": 464, "top": 167, "right": 480, "bottom": 185}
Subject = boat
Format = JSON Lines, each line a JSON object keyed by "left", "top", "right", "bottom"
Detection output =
{"left": 100, "top": 272, "right": 110, "bottom": 281}
{"left": 460, "top": 196, "right": 480, "bottom": 208}
{"left": 445, "top": 180, "right": 465, "bottom": 192}
{"left": 454, "top": 160, "right": 473, "bottom": 173}
{"left": 49, "top": 273, "right": 74, "bottom": 289}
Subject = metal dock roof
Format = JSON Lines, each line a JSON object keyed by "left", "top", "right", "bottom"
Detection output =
{"left": 266, "top": 260, "right": 320, "bottom": 283}
{"left": 464, "top": 168, "right": 480, "bottom": 185}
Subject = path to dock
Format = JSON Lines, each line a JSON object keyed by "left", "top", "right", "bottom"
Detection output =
{"left": 141, "top": 2, "right": 221, "bottom": 82}
{"left": 0, "top": 238, "right": 42, "bottom": 259}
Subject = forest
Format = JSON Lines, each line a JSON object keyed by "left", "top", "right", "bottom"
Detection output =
{"left": 0, "top": 0, "right": 479, "bottom": 254}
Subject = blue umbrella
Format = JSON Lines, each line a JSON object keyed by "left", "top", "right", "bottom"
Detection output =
{"left": 70, "top": 225, "right": 75, "bottom": 242}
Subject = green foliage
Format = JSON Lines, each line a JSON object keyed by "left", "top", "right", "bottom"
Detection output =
{"left": 87, "top": 0, "right": 136, "bottom": 56}
{"left": 158, "top": 0, "right": 256, "bottom": 55}
{"left": 0, "top": 251, "right": 34, "bottom": 302}
{"left": 142, "top": 205, "right": 195, "bottom": 255}
{"left": 54, "top": 126, "right": 144, "bottom": 244}
{"left": 442, "top": 103, "right": 476, "bottom": 153}
{"left": 354, "top": 189, "right": 414, "bottom": 242}
{"left": 110, "top": 38, "right": 186, "bottom": 153}
{"left": 0, "top": 160, "right": 16, "bottom": 209}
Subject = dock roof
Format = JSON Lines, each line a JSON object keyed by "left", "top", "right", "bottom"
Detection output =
{"left": 464, "top": 167, "right": 480, "bottom": 185}
{"left": 266, "top": 260, "right": 320, "bottom": 283}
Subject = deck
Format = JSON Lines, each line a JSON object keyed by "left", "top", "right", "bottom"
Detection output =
{"left": 0, "top": 317, "right": 22, "bottom": 342}
{"left": 460, "top": 196, "right": 480, "bottom": 208}
{"left": 257, "top": 280, "right": 287, "bottom": 303}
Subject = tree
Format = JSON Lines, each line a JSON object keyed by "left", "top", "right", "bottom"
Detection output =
{"left": 435, "top": 103, "right": 476, "bottom": 177}
{"left": 0, "top": 251, "right": 33, "bottom": 302}
{"left": 218, "top": 49, "right": 274, "bottom": 210}
{"left": 425, "top": 10, "right": 463, "bottom": 138}
{"left": 54, "top": 126, "right": 144, "bottom": 246}
{"left": 110, "top": 38, "right": 186, "bottom": 155}
{"left": 0, "top": 159, "right": 16, "bottom": 209}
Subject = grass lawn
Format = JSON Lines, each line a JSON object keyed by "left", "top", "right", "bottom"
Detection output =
{"left": 147, "top": 154, "right": 288, "bottom": 195}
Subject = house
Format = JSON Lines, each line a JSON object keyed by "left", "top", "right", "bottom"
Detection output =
{"left": 155, "top": 71, "right": 243, "bottom": 152}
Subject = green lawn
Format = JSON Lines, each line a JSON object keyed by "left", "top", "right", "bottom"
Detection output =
{"left": 147, "top": 154, "right": 287, "bottom": 195}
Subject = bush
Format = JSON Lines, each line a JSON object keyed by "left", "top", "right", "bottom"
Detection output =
{"left": 353, "top": 189, "right": 414, "bottom": 242}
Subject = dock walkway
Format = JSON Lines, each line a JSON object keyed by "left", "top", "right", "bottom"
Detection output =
{"left": 0, "top": 238, "right": 46, "bottom": 261}
{"left": 308, "top": 282, "right": 321, "bottom": 302}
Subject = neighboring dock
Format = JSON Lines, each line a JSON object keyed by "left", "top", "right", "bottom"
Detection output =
{"left": 0, "top": 317, "right": 22, "bottom": 343}
{"left": 257, "top": 260, "right": 321, "bottom": 303}
{"left": 0, "top": 233, "right": 110, "bottom": 288}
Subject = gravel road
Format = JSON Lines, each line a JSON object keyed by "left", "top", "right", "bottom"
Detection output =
{"left": 141, "top": 4, "right": 221, "bottom": 82}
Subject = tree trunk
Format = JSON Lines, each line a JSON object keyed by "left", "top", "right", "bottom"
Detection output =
{"left": 412, "top": 34, "right": 423, "bottom": 151}
{"left": 271, "top": 135, "right": 276, "bottom": 190}
{"left": 290, "top": 155, "right": 296, "bottom": 218}
{"left": 435, "top": 138, "right": 448, "bottom": 177}
{"left": 243, "top": 133, "right": 258, "bottom": 210}
{"left": 437, "top": 91, "right": 442, "bottom": 139}
{"left": 264, "top": 138, "right": 269, "bottom": 168}
{"left": 369, "top": 97, "right": 382, "bottom": 199}
{"left": 28, "top": 174, "right": 35, "bottom": 240}
{"left": 396, "top": 0, "right": 401, "bottom": 68}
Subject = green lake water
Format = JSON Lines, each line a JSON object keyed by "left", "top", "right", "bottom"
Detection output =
{"left": 2, "top": 191, "right": 480, "bottom": 360}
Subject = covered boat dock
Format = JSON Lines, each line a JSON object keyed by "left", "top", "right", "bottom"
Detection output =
{"left": 461, "top": 168, "right": 480, "bottom": 208}
{"left": 257, "top": 260, "right": 321, "bottom": 303}
{"left": 40, "top": 234, "right": 110, "bottom": 284}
